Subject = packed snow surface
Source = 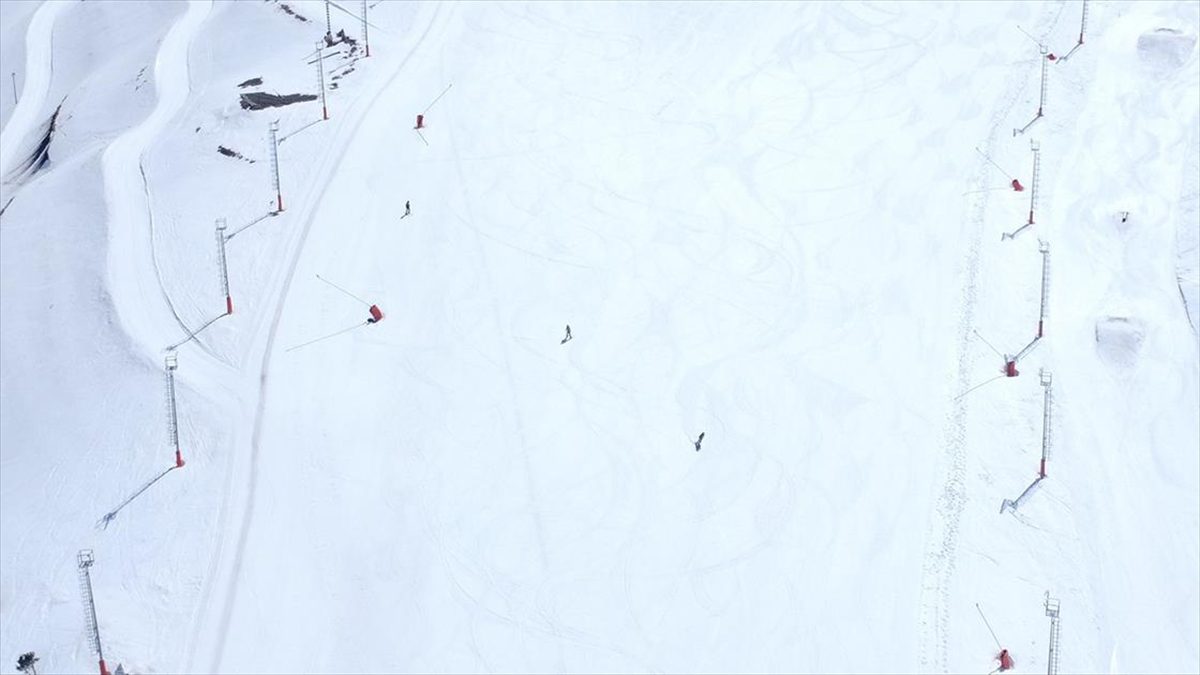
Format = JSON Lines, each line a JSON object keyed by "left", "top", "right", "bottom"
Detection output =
{"left": 1, "top": 1, "right": 1197, "bottom": 673}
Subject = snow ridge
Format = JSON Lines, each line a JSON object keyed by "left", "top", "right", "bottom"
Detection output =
{"left": 102, "top": 0, "right": 213, "bottom": 360}
{"left": 0, "top": 0, "right": 67, "bottom": 180}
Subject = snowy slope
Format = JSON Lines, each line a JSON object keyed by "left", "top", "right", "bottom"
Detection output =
{"left": 936, "top": 2, "right": 1200, "bottom": 674}
{"left": 0, "top": 2, "right": 384, "bottom": 673}
{"left": 0, "top": 3, "right": 227, "bottom": 674}
{"left": 0, "top": 0, "right": 41, "bottom": 135}
{"left": 1, "top": 1, "right": 1197, "bottom": 674}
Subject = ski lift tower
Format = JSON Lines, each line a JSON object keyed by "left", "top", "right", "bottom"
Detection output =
{"left": 268, "top": 120, "right": 283, "bottom": 212}
{"left": 216, "top": 218, "right": 231, "bottom": 315}
{"left": 1039, "top": 368, "right": 1053, "bottom": 477}
{"left": 361, "top": 0, "right": 371, "bottom": 56}
{"left": 1015, "top": 43, "right": 1051, "bottom": 136}
{"left": 1045, "top": 592, "right": 1061, "bottom": 675}
{"left": 165, "top": 353, "right": 184, "bottom": 468}
{"left": 77, "top": 550, "right": 110, "bottom": 675}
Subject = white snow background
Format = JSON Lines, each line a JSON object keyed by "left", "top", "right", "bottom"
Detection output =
{"left": 1, "top": 1, "right": 1197, "bottom": 673}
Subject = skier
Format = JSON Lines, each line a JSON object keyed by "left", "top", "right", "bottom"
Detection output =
{"left": 403, "top": 200, "right": 411, "bottom": 218}
{"left": 561, "top": 324, "right": 572, "bottom": 344}
{"left": 694, "top": 432, "right": 705, "bottom": 451}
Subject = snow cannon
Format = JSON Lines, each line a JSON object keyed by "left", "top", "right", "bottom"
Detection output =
{"left": 1011, "top": 178, "right": 1025, "bottom": 191}
{"left": 415, "top": 114, "right": 425, "bottom": 129}
{"left": 1005, "top": 359, "right": 1019, "bottom": 377}
{"left": 998, "top": 649, "right": 1014, "bottom": 671}
{"left": 367, "top": 305, "right": 383, "bottom": 324}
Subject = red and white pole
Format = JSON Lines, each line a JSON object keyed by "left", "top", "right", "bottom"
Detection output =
{"left": 1039, "top": 369, "right": 1053, "bottom": 478}
{"left": 1037, "top": 240, "right": 1050, "bottom": 337}
{"left": 361, "top": 0, "right": 370, "bottom": 57}
{"left": 1028, "top": 140, "right": 1041, "bottom": 225}
{"left": 78, "top": 550, "right": 110, "bottom": 675}
{"left": 216, "top": 218, "right": 231, "bottom": 315}
{"left": 1037, "top": 44, "right": 1049, "bottom": 117}
{"left": 1078, "top": 0, "right": 1088, "bottom": 45}
{"left": 166, "top": 353, "right": 184, "bottom": 468}
{"left": 269, "top": 120, "right": 283, "bottom": 212}
{"left": 315, "top": 42, "right": 328, "bottom": 121}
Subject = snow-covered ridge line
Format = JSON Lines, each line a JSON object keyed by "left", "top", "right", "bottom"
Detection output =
{"left": 0, "top": 0, "right": 67, "bottom": 180}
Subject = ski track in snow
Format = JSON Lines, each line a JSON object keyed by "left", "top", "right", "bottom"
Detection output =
{"left": 102, "top": 0, "right": 215, "bottom": 362}
{"left": 446, "top": 87, "right": 569, "bottom": 674}
{"left": 5, "top": 1, "right": 1193, "bottom": 671}
{"left": 916, "top": 5, "right": 1066, "bottom": 672}
{"left": 199, "top": 6, "right": 448, "bottom": 671}
{"left": 140, "top": 159, "right": 229, "bottom": 361}
{"left": 0, "top": 0, "right": 67, "bottom": 181}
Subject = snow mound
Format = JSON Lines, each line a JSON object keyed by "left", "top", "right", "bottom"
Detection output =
{"left": 1137, "top": 28, "right": 1197, "bottom": 72}
{"left": 1094, "top": 316, "right": 1146, "bottom": 368}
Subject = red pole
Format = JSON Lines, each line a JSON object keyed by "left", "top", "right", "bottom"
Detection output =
{"left": 1040, "top": 458, "right": 1047, "bottom": 478}
{"left": 99, "top": 658, "right": 110, "bottom": 675}
{"left": 175, "top": 448, "right": 185, "bottom": 468}
{"left": 226, "top": 295, "right": 234, "bottom": 315}
{"left": 277, "top": 193, "right": 284, "bottom": 212}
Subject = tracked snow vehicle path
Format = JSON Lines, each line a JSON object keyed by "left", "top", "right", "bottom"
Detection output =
{"left": 193, "top": 5, "right": 449, "bottom": 671}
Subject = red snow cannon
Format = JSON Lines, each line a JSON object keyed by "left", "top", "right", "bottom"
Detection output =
{"left": 368, "top": 305, "right": 383, "bottom": 324}
{"left": 415, "top": 114, "right": 425, "bottom": 129}
{"left": 998, "top": 649, "right": 1014, "bottom": 671}
{"left": 1005, "top": 359, "right": 1018, "bottom": 377}
{"left": 1011, "top": 178, "right": 1025, "bottom": 191}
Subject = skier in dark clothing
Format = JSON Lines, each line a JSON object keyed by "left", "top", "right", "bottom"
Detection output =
{"left": 694, "top": 432, "right": 705, "bottom": 451}
{"left": 402, "top": 200, "right": 411, "bottom": 218}
{"left": 561, "top": 324, "right": 572, "bottom": 344}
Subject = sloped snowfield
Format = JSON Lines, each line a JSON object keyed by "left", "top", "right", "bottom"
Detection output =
{"left": 1, "top": 1, "right": 1196, "bottom": 674}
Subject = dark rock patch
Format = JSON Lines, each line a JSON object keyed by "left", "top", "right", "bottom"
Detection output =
{"left": 217, "top": 146, "right": 255, "bottom": 163}
{"left": 239, "top": 91, "right": 318, "bottom": 110}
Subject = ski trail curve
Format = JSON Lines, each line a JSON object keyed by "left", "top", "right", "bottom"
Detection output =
{"left": 197, "top": 7, "right": 448, "bottom": 672}
{"left": 0, "top": 0, "right": 67, "bottom": 178}
{"left": 102, "top": 0, "right": 212, "bottom": 361}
